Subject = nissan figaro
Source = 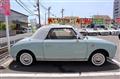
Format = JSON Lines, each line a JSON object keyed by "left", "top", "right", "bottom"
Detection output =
{"left": 11, "top": 25, "right": 117, "bottom": 66}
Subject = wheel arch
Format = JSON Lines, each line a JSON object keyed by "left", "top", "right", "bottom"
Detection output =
{"left": 16, "top": 49, "right": 36, "bottom": 61}
{"left": 88, "top": 49, "right": 109, "bottom": 61}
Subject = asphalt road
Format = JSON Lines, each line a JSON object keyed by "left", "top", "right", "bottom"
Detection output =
{"left": 0, "top": 36, "right": 120, "bottom": 79}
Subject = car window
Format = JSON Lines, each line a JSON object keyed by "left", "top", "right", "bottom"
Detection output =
{"left": 46, "top": 28, "right": 77, "bottom": 39}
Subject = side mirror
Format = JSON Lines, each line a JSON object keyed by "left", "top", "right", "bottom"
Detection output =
{"left": 76, "top": 35, "right": 80, "bottom": 39}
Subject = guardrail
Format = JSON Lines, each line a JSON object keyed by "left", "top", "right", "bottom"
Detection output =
{"left": 0, "top": 33, "right": 32, "bottom": 65}
{"left": 0, "top": 46, "right": 8, "bottom": 55}
{"left": 0, "top": 38, "right": 22, "bottom": 57}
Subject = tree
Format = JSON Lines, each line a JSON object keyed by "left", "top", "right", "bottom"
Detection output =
{"left": 0, "top": 22, "right": 6, "bottom": 30}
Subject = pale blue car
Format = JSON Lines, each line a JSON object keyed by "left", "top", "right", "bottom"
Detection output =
{"left": 11, "top": 25, "right": 117, "bottom": 66}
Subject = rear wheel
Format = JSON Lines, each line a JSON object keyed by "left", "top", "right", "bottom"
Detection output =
{"left": 90, "top": 52, "right": 106, "bottom": 66}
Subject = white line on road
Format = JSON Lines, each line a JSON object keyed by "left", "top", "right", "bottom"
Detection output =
{"left": 81, "top": 72, "right": 120, "bottom": 77}
{"left": 0, "top": 72, "right": 120, "bottom": 78}
{"left": 0, "top": 73, "right": 80, "bottom": 78}
{"left": 0, "top": 59, "right": 120, "bottom": 78}
{"left": 111, "top": 59, "right": 120, "bottom": 67}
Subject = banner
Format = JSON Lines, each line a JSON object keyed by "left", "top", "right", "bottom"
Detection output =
{"left": 0, "top": 0, "right": 10, "bottom": 16}
{"left": 115, "top": 18, "right": 120, "bottom": 24}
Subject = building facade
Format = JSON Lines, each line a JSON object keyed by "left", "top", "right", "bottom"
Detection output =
{"left": 113, "top": 0, "right": 120, "bottom": 19}
{"left": 0, "top": 9, "right": 28, "bottom": 30}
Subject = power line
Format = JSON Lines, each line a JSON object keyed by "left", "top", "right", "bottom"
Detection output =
{"left": 18, "top": 0, "right": 44, "bottom": 19}
{"left": 15, "top": 0, "right": 32, "bottom": 15}
{"left": 40, "top": 4, "right": 57, "bottom": 17}
{"left": 40, "top": 4, "right": 48, "bottom": 10}
{"left": 18, "top": 0, "right": 34, "bottom": 14}
{"left": 19, "top": 0, "right": 43, "bottom": 19}
{"left": 15, "top": 0, "right": 34, "bottom": 15}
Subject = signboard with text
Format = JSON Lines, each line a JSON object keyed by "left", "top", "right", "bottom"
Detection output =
{"left": 115, "top": 18, "right": 120, "bottom": 24}
{"left": 48, "top": 18, "right": 93, "bottom": 25}
{"left": 93, "top": 18, "right": 104, "bottom": 25}
{"left": 80, "top": 18, "right": 92, "bottom": 24}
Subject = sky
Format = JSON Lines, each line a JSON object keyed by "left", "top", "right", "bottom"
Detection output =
{"left": 10, "top": 0, "right": 114, "bottom": 24}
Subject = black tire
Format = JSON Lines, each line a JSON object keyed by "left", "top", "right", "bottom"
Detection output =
{"left": 17, "top": 51, "right": 36, "bottom": 66}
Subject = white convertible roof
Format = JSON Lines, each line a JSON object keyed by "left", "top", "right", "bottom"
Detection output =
{"left": 43, "top": 24, "right": 73, "bottom": 29}
{"left": 31, "top": 24, "right": 74, "bottom": 40}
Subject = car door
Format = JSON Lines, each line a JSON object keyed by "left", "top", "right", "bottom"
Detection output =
{"left": 44, "top": 28, "right": 87, "bottom": 60}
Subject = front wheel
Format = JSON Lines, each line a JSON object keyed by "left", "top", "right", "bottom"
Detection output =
{"left": 90, "top": 52, "right": 106, "bottom": 66}
{"left": 19, "top": 52, "right": 34, "bottom": 66}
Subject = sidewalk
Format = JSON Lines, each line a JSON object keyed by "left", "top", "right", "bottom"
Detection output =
{"left": 0, "top": 33, "right": 33, "bottom": 45}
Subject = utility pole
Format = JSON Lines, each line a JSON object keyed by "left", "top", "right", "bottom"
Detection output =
{"left": 61, "top": 8, "right": 64, "bottom": 18}
{"left": 48, "top": 7, "right": 51, "bottom": 18}
{"left": 36, "top": 0, "right": 41, "bottom": 27}
{"left": 45, "top": 12, "right": 47, "bottom": 25}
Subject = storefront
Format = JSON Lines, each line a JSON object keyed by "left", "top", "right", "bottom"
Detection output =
{"left": 0, "top": 9, "right": 28, "bottom": 37}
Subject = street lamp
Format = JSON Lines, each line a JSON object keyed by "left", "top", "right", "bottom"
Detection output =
{"left": 36, "top": 0, "right": 41, "bottom": 27}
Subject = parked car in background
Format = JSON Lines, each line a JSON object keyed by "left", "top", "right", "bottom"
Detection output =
{"left": 108, "top": 27, "right": 119, "bottom": 35}
{"left": 78, "top": 28, "right": 86, "bottom": 36}
{"left": 11, "top": 25, "right": 117, "bottom": 66}
{"left": 85, "top": 28, "right": 98, "bottom": 36}
{"left": 25, "top": 27, "right": 32, "bottom": 33}
{"left": 81, "top": 25, "right": 99, "bottom": 36}
{"left": 78, "top": 28, "right": 97, "bottom": 36}
{"left": 95, "top": 25, "right": 110, "bottom": 36}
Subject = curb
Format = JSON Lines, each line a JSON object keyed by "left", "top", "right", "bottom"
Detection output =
{"left": 0, "top": 56, "right": 13, "bottom": 69}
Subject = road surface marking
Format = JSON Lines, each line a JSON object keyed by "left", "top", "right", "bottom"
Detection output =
{"left": 0, "top": 59, "right": 120, "bottom": 78}
{"left": 0, "top": 73, "right": 80, "bottom": 78}
{"left": 111, "top": 59, "right": 120, "bottom": 67}
{"left": 81, "top": 72, "right": 120, "bottom": 77}
{"left": 0, "top": 72, "right": 120, "bottom": 78}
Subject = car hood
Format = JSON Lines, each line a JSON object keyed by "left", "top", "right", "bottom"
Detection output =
{"left": 13, "top": 37, "right": 43, "bottom": 46}
{"left": 12, "top": 37, "right": 32, "bottom": 46}
{"left": 18, "top": 37, "right": 31, "bottom": 42}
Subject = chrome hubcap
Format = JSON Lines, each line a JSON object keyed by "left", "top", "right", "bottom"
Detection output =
{"left": 20, "top": 53, "right": 33, "bottom": 66}
{"left": 92, "top": 53, "right": 105, "bottom": 66}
